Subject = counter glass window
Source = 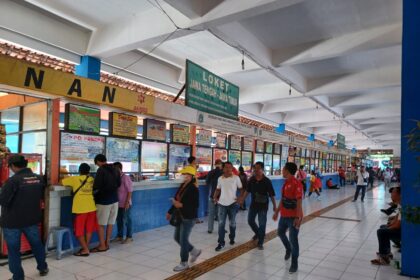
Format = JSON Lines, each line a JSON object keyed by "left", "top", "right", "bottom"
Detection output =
{"left": 22, "top": 102, "right": 47, "bottom": 131}
{"left": 169, "top": 144, "right": 191, "bottom": 173}
{"left": 196, "top": 147, "right": 212, "bottom": 172}
{"left": 1, "top": 107, "right": 20, "bottom": 133}
{"left": 106, "top": 137, "right": 139, "bottom": 178}
{"left": 141, "top": 141, "right": 168, "bottom": 178}
{"left": 228, "top": 150, "right": 241, "bottom": 169}
{"left": 241, "top": 151, "right": 253, "bottom": 173}
{"left": 264, "top": 154, "right": 273, "bottom": 175}
{"left": 214, "top": 148, "right": 228, "bottom": 162}
{"left": 273, "top": 154, "right": 281, "bottom": 175}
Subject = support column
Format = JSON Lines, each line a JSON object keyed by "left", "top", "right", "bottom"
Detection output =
{"left": 75, "top": 55, "right": 101, "bottom": 81}
{"left": 401, "top": 0, "right": 420, "bottom": 277}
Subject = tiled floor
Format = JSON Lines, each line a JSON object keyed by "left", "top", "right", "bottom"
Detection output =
{"left": 0, "top": 182, "right": 413, "bottom": 280}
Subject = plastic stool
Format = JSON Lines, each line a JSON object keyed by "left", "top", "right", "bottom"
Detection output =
{"left": 45, "top": 227, "right": 74, "bottom": 260}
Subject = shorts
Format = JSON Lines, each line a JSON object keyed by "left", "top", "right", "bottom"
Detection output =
{"left": 96, "top": 202, "right": 119, "bottom": 226}
{"left": 74, "top": 211, "right": 98, "bottom": 237}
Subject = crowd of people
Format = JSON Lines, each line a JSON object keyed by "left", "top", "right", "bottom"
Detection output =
{"left": 0, "top": 153, "right": 402, "bottom": 279}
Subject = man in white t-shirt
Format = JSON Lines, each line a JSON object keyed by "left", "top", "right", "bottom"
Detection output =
{"left": 213, "top": 161, "right": 243, "bottom": 251}
{"left": 352, "top": 165, "right": 369, "bottom": 202}
{"left": 384, "top": 168, "right": 393, "bottom": 188}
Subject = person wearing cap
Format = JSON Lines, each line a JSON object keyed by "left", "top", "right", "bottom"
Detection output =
{"left": 205, "top": 159, "right": 223, "bottom": 233}
{"left": 62, "top": 163, "right": 97, "bottom": 256}
{"left": 0, "top": 155, "right": 48, "bottom": 279}
{"left": 352, "top": 165, "right": 369, "bottom": 202}
{"left": 166, "top": 165, "right": 201, "bottom": 272}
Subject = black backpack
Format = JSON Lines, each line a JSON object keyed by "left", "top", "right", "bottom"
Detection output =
{"left": 102, "top": 164, "right": 121, "bottom": 192}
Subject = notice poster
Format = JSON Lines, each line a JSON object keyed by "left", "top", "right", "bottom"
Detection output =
{"left": 229, "top": 135, "right": 242, "bottom": 150}
{"left": 256, "top": 140, "right": 264, "bottom": 153}
{"left": 196, "top": 129, "right": 212, "bottom": 146}
{"left": 215, "top": 133, "right": 227, "bottom": 149}
{"left": 255, "top": 153, "right": 264, "bottom": 163}
{"left": 242, "top": 138, "right": 254, "bottom": 152}
{"left": 143, "top": 119, "right": 166, "bottom": 141}
{"left": 169, "top": 144, "right": 191, "bottom": 172}
{"left": 60, "top": 132, "right": 105, "bottom": 173}
{"left": 274, "top": 143, "right": 281, "bottom": 155}
{"left": 106, "top": 137, "right": 139, "bottom": 172}
{"left": 229, "top": 150, "right": 241, "bottom": 167}
{"left": 170, "top": 124, "right": 190, "bottom": 144}
{"left": 141, "top": 141, "right": 167, "bottom": 173}
{"left": 196, "top": 147, "right": 212, "bottom": 166}
{"left": 214, "top": 149, "right": 228, "bottom": 162}
{"left": 241, "top": 151, "right": 253, "bottom": 172}
{"left": 65, "top": 103, "right": 100, "bottom": 134}
{"left": 109, "top": 112, "right": 138, "bottom": 138}
{"left": 265, "top": 142, "right": 273, "bottom": 154}
{"left": 273, "top": 154, "right": 281, "bottom": 174}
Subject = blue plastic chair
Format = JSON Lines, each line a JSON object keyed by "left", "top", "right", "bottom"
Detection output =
{"left": 45, "top": 227, "right": 74, "bottom": 260}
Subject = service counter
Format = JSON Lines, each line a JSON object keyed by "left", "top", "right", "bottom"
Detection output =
{"left": 48, "top": 173, "right": 339, "bottom": 246}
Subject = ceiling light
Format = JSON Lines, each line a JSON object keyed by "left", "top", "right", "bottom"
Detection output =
{"left": 289, "top": 84, "right": 292, "bottom": 96}
{"left": 241, "top": 51, "right": 245, "bottom": 70}
{"left": 0, "top": 91, "right": 8, "bottom": 97}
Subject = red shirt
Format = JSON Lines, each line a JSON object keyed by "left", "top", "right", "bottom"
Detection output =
{"left": 338, "top": 168, "right": 345, "bottom": 178}
{"left": 281, "top": 176, "right": 303, "bottom": 217}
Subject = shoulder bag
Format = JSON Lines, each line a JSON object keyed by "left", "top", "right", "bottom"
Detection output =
{"left": 72, "top": 176, "right": 89, "bottom": 204}
{"left": 281, "top": 184, "right": 297, "bottom": 209}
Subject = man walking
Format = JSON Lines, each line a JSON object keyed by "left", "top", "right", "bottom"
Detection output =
{"left": 92, "top": 154, "right": 121, "bottom": 252}
{"left": 239, "top": 162, "right": 276, "bottom": 250}
{"left": 213, "top": 162, "right": 243, "bottom": 251}
{"left": 296, "top": 165, "right": 307, "bottom": 197}
{"left": 206, "top": 159, "right": 223, "bottom": 234}
{"left": 338, "top": 166, "right": 346, "bottom": 187}
{"left": 273, "top": 162, "right": 303, "bottom": 274}
{"left": 353, "top": 165, "right": 369, "bottom": 202}
{"left": 384, "top": 167, "right": 393, "bottom": 188}
{"left": 0, "top": 155, "right": 48, "bottom": 280}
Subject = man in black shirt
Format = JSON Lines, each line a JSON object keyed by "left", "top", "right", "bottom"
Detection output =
{"left": 206, "top": 159, "right": 223, "bottom": 233}
{"left": 0, "top": 155, "right": 48, "bottom": 280}
{"left": 239, "top": 162, "right": 276, "bottom": 250}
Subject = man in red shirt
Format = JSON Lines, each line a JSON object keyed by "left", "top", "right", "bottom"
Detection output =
{"left": 338, "top": 166, "right": 346, "bottom": 187}
{"left": 273, "top": 162, "right": 303, "bottom": 274}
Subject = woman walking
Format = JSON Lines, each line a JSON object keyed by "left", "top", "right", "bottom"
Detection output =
{"left": 238, "top": 166, "right": 248, "bottom": 210}
{"left": 308, "top": 170, "right": 322, "bottom": 200}
{"left": 166, "top": 166, "right": 201, "bottom": 272}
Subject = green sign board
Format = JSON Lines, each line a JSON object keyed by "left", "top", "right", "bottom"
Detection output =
{"left": 186, "top": 60, "right": 239, "bottom": 120}
{"left": 337, "top": 133, "right": 346, "bottom": 149}
{"left": 65, "top": 103, "right": 100, "bottom": 134}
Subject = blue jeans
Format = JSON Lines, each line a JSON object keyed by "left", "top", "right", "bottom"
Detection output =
{"left": 277, "top": 217, "right": 300, "bottom": 261}
{"left": 354, "top": 185, "right": 367, "bottom": 201}
{"left": 3, "top": 225, "right": 48, "bottom": 280}
{"left": 248, "top": 208, "right": 267, "bottom": 245}
{"left": 339, "top": 177, "right": 345, "bottom": 187}
{"left": 208, "top": 198, "right": 219, "bottom": 232}
{"left": 174, "top": 219, "right": 195, "bottom": 262}
{"left": 218, "top": 203, "right": 239, "bottom": 245}
{"left": 117, "top": 207, "right": 133, "bottom": 238}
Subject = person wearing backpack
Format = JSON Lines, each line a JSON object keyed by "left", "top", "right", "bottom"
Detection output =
{"left": 92, "top": 154, "right": 121, "bottom": 252}
{"left": 62, "top": 163, "right": 97, "bottom": 256}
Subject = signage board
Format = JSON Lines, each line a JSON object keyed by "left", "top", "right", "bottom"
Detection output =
{"left": 228, "top": 150, "right": 242, "bottom": 167}
{"left": 196, "top": 147, "right": 212, "bottom": 165}
{"left": 196, "top": 112, "right": 254, "bottom": 136}
{"left": 256, "top": 140, "right": 265, "bottom": 153}
{"left": 242, "top": 138, "right": 254, "bottom": 152}
{"left": 274, "top": 143, "right": 281, "bottom": 155}
{"left": 265, "top": 142, "right": 273, "bottom": 154}
{"left": 0, "top": 55, "right": 154, "bottom": 115}
{"left": 109, "top": 112, "right": 138, "bottom": 138}
{"left": 215, "top": 133, "right": 227, "bottom": 149}
{"left": 214, "top": 149, "right": 228, "bottom": 162}
{"left": 170, "top": 124, "right": 190, "bottom": 144}
{"left": 186, "top": 60, "right": 239, "bottom": 120}
{"left": 106, "top": 137, "right": 139, "bottom": 172}
{"left": 337, "top": 133, "right": 346, "bottom": 149}
{"left": 65, "top": 103, "right": 100, "bottom": 134}
{"left": 143, "top": 119, "right": 166, "bottom": 142}
{"left": 229, "top": 135, "right": 242, "bottom": 150}
{"left": 196, "top": 129, "right": 212, "bottom": 147}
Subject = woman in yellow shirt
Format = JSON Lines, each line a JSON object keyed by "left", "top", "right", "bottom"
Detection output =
{"left": 62, "top": 163, "right": 97, "bottom": 256}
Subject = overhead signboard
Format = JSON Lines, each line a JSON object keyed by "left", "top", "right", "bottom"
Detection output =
{"left": 186, "top": 60, "right": 239, "bottom": 120}
{"left": 242, "top": 138, "right": 254, "bottom": 152}
{"left": 170, "top": 124, "right": 190, "bottom": 144}
{"left": 109, "top": 112, "right": 138, "bottom": 138}
{"left": 229, "top": 135, "right": 242, "bottom": 150}
{"left": 65, "top": 103, "right": 100, "bottom": 134}
{"left": 197, "top": 112, "right": 254, "bottom": 135}
{"left": 215, "top": 133, "right": 227, "bottom": 149}
{"left": 196, "top": 129, "right": 212, "bottom": 146}
{"left": 337, "top": 133, "right": 346, "bottom": 149}
{"left": 143, "top": 119, "right": 166, "bottom": 142}
{"left": 0, "top": 55, "right": 154, "bottom": 115}
{"left": 60, "top": 132, "right": 105, "bottom": 163}
{"left": 256, "top": 140, "right": 265, "bottom": 153}
{"left": 265, "top": 142, "right": 273, "bottom": 154}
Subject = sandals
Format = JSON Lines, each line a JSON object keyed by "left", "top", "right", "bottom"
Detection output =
{"left": 90, "top": 246, "right": 109, "bottom": 253}
{"left": 371, "top": 256, "right": 390, "bottom": 265}
{"left": 73, "top": 249, "right": 90, "bottom": 257}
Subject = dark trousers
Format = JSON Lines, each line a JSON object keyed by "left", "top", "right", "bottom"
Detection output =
{"left": 367, "top": 180, "right": 374, "bottom": 188}
{"left": 278, "top": 217, "right": 300, "bottom": 261}
{"left": 117, "top": 207, "right": 133, "bottom": 238}
{"left": 377, "top": 225, "right": 401, "bottom": 256}
{"left": 339, "top": 177, "right": 346, "bottom": 187}
{"left": 354, "top": 185, "right": 367, "bottom": 201}
{"left": 248, "top": 208, "right": 268, "bottom": 245}
{"left": 3, "top": 225, "right": 48, "bottom": 280}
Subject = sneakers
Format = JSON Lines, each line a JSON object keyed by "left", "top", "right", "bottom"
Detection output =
{"left": 317, "top": 196, "right": 322, "bottom": 201}
{"left": 111, "top": 237, "right": 123, "bottom": 243}
{"left": 122, "top": 237, "right": 133, "bottom": 244}
{"left": 173, "top": 262, "right": 189, "bottom": 272}
{"left": 190, "top": 248, "right": 202, "bottom": 263}
{"left": 258, "top": 244, "right": 264, "bottom": 250}
{"left": 284, "top": 250, "right": 291, "bottom": 261}
{"left": 289, "top": 263, "right": 298, "bottom": 273}
{"left": 215, "top": 244, "right": 225, "bottom": 251}
{"left": 40, "top": 268, "right": 49, "bottom": 277}
{"left": 230, "top": 240, "right": 235, "bottom": 245}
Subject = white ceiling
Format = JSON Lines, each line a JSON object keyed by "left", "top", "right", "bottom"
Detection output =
{"left": 0, "top": 0, "right": 402, "bottom": 154}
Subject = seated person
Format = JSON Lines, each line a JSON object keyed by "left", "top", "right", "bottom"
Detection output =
{"left": 371, "top": 186, "right": 401, "bottom": 265}
{"left": 381, "top": 186, "right": 398, "bottom": 216}
{"left": 326, "top": 178, "right": 339, "bottom": 189}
